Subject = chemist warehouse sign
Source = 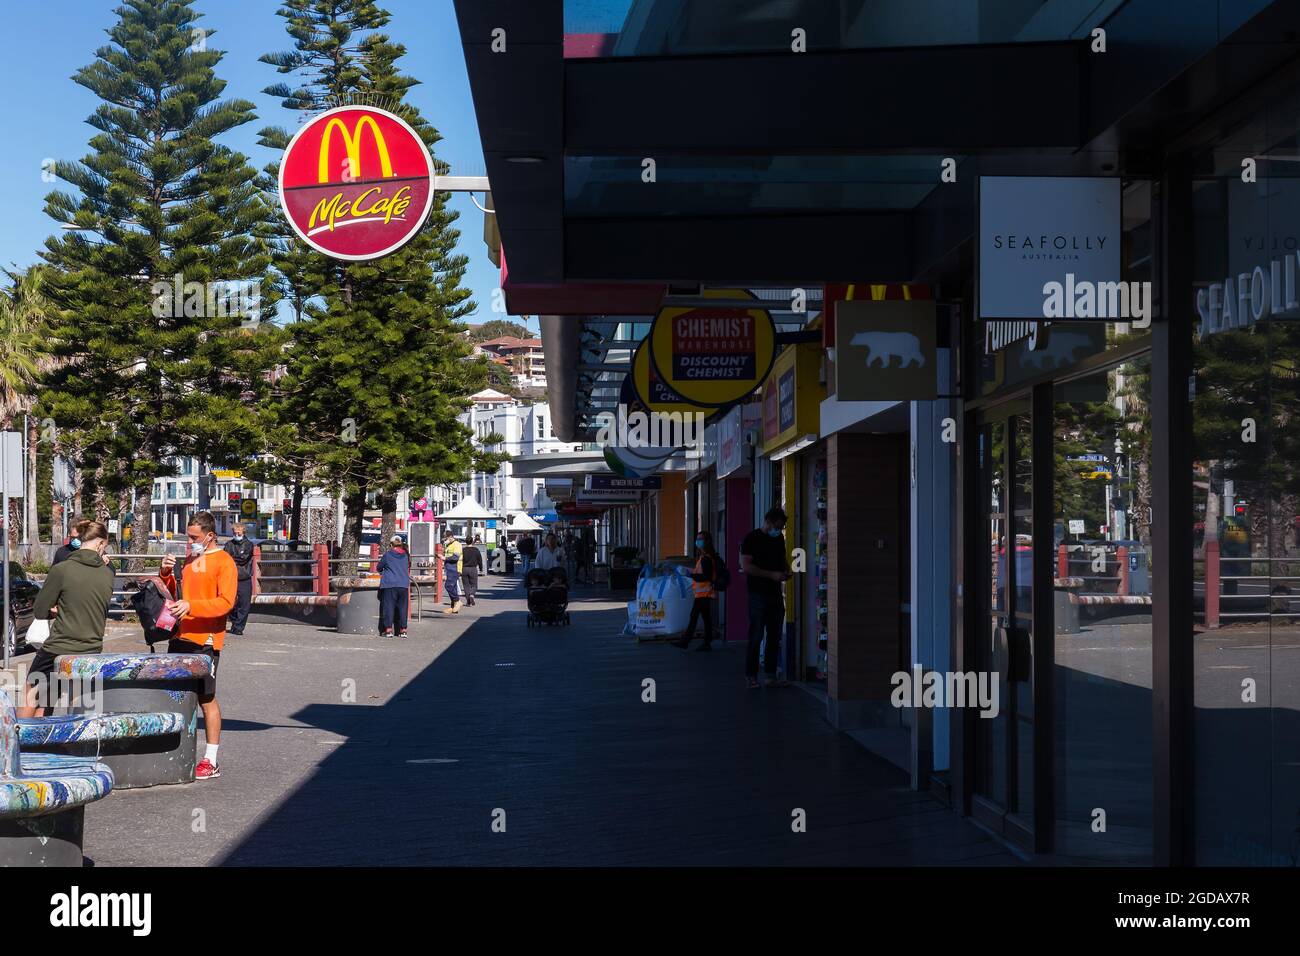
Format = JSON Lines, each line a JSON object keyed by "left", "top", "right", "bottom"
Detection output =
{"left": 649, "top": 288, "right": 777, "bottom": 407}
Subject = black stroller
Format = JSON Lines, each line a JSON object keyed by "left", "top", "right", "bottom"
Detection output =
{"left": 526, "top": 566, "right": 571, "bottom": 626}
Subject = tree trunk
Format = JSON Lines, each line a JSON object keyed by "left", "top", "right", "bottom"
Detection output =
{"left": 339, "top": 483, "right": 367, "bottom": 559}
{"left": 289, "top": 466, "right": 305, "bottom": 543}
{"left": 1203, "top": 463, "right": 1221, "bottom": 544}
{"left": 130, "top": 484, "right": 152, "bottom": 555}
{"left": 379, "top": 490, "right": 397, "bottom": 553}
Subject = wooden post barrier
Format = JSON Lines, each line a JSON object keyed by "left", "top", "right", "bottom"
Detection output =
{"left": 1204, "top": 539, "right": 1220, "bottom": 629}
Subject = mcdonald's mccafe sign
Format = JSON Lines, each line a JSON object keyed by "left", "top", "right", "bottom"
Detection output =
{"left": 278, "top": 106, "right": 435, "bottom": 261}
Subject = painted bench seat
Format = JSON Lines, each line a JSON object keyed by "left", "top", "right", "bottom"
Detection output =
{"left": 55, "top": 653, "right": 213, "bottom": 683}
{"left": 18, "top": 710, "right": 186, "bottom": 748}
{"left": 52, "top": 653, "right": 214, "bottom": 788}
{"left": 1, "top": 689, "right": 114, "bottom": 866}
{"left": 1, "top": 754, "right": 114, "bottom": 819}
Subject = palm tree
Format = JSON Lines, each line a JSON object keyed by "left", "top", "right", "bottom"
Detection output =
{"left": 0, "top": 265, "right": 56, "bottom": 545}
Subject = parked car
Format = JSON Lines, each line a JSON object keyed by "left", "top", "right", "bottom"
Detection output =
{"left": 3, "top": 563, "right": 42, "bottom": 658}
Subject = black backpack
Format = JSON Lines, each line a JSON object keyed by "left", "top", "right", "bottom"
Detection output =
{"left": 131, "top": 578, "right": 180, "bottom": 650}
{"left": 711, "top": 555, "right": 731, "bottom": 592}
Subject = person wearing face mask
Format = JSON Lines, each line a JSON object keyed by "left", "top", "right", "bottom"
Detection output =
{"left": 18, "top": 520, "right": 114, "bottom": 717}
{"left": 740, "top": 507, "right": 792, "bottom": 689}
{"left": 222, "top": 521, "right": 255, "bottom": 636}
{"left": 673, "top": 530, "right": 718, "bottom": 651}
{"left": 160, "top": 511, "right": 238, "bottom": 780}
{"left": 51, "top": 517, "right": 90, "bottom": 566}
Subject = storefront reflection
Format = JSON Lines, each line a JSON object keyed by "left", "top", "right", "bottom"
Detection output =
{"left": 1053, "top": 357, "right": 1153, "bottom": 863}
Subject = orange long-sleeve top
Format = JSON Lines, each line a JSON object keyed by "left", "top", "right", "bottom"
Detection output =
{"left": 160, "top": 547, "right": 239, "bottom": 651}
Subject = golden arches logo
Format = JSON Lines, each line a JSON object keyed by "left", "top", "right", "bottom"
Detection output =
{"left": 317, "top": 115, "right": 394, "bottom": 184}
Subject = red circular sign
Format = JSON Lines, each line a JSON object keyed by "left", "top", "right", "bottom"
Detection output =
{"left": 278, "top": 106, "right": 434, "bottom": 261}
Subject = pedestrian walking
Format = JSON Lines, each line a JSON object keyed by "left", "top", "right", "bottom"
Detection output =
{"left": 377, "top": 534, "right": 410, "bottom": 638}
{"left": 222, "top": 521, "right": 255, "bottom": 636}
{"left": 740, "top": 507, "right": 791, "bottom": 689}
{"left": 574, "top": 533, "right": 592, "bottom": 584}
{"left": 442, "top": 531, "right": 464, "bottom": 613}
{"left": 159, "top": 511, "right": 238, "bottom": 779}
{"left": 535, "top": 532, "right": 562, "bottom": 572}
{"left": 673, "top": 530, "right": 719, "bottom": 651}
{"left": 51, "top": 517, "right": 89, "bottom": 566}
{"left": 517, "top": 533, "right": 536, "bottom": 574}
{"left": 461, "top": 535, "right": 482, "bottom": 606}
{"left": 17, "top": 520, "right": 114, "bottom": 718}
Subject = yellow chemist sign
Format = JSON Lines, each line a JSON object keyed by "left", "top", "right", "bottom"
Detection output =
{"left": 649, "top": 288, "right": 776, "bottom": 408}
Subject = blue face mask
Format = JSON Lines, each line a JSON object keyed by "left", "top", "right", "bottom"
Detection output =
{"left": 767, "top": 528, "right": 782, "bottom": 538}
{"left": 695, "top": 538, "right": 705, "bottom": 548}
{"left": 70, "top": 538, "right": 81, "bottom": 550}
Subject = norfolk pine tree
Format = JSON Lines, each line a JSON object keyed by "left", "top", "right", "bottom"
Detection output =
{"left": 260, "top": 2, "right": 505, "bottom": 557}
{"left": 37, "top": 0, "right": 280, "bottom": 553}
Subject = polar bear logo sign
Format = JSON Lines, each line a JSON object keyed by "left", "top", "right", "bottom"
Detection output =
{"left": 849, "top": 331, "right": 926, "bottom": 369}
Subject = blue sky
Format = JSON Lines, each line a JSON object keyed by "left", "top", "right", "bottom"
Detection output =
{"left": 0, "top": 0, "right": 532, "bottom": 331}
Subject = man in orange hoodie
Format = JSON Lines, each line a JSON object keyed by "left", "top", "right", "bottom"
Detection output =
{"left": 161, "top": 510, "right": 238, "bottom": 780}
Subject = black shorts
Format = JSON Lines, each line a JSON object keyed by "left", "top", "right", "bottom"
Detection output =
{"left": 26, "top": 648, "right": 58, "bottom": 686}
{"left": 167, "top": 638, "right": 220, "bottom": 682}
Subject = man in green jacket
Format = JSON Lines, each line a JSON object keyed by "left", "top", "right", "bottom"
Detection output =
{"left": 18, "top": 519, "right": 114, "bottom": 717}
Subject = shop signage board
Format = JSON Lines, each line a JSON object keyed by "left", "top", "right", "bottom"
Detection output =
{"left": 834, "top": 300, "right": 937, "bottom": 401}
{"left": 823, "top": 282, "right": 932, "bottom": 348}
{"left": 718, "top": 404, "right": 752, "bottom": 479}
{"left": 648, "top": 288, "right": 777, "bottom": 408}
{"left": 624, "top": 340, "right": 717, "bottom": 419}
{"left": 279, "top": 105, "right": 435, "bottom": 261}
{"left": 588, "top": 475, "right": 662, "bottom": 491}
{"left": 603, "top": 444, "right": 675, "bottom": 479}
{"left": 979, "top": 176, "right": 1121, "bottom": 319}
{"left": 576, "top": 489, "right": 641, "bottom": 504}
{"left": 761, "top": 343, "right": 825, "bottom": 454}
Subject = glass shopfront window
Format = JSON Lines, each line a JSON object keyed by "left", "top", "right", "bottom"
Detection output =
{"left": 1191, "top": 79, "right": 1300, "bottom": 865}
{"left": 1052, "top": 357, "right": 1153, "bottom": 863}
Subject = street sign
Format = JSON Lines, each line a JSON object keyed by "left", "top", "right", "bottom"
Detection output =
{"left": 1068, "top": 519, "right": 1085, "bottom": 534}
{"left": 240, "top": 498, "right": 258, "bottom": 518}
{"left": 588, "top": 475, "right": 662, "bottom": 491}
{"left": 1, "top": 432, "right": 22, "bottom": 498}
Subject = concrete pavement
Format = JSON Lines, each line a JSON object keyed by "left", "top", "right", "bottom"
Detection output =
{"left": 71, "top": 572, "right": 1014, "bottom": 866}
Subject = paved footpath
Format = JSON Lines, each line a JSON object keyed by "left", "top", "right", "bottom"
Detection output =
{"left": 81, "top": 573, "right": 1015, "bottom": 866}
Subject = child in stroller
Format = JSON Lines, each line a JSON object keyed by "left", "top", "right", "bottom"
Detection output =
{"left": 526, "top": 566, "right": 571, "bottom": 626}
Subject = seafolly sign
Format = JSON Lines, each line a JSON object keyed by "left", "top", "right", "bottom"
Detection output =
{"left": 980, "top": 177, "right": 1121, "bottom": 319}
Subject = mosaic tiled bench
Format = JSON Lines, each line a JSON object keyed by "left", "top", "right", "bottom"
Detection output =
{"left": 0, "top": 689, "right": 115, "bottom": 867}
{"left": 18, "top": 710, "right": 186, "bottom": 790}
{"left": 52, "top": 654, "right": 214, "bottom": 788}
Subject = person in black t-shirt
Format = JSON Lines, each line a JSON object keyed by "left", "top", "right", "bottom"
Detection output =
{"left": 740, "top": 506, "right": 791, "bottom": 688}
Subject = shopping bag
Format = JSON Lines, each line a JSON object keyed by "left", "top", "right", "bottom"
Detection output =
{"left": 634, "top": 566, "right": 694, "bottom": 636}
{"left": 25, "top": 617, "right": 49, "bottom": 647}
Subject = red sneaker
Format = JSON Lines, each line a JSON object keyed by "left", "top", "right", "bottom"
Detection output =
{"left": 194, "top": 758, "right": 221, "bottom": 780}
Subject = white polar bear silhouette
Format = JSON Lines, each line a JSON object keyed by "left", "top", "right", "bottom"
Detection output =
{"left": 850, "top": 330, "right": 926, "bottom": 368}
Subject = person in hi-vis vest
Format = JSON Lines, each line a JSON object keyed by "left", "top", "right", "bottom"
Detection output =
{"left": 673, "top": 530, "right": 719, "bottom": 651}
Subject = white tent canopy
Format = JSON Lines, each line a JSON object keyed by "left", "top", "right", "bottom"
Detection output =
{"left": 506, "top": 510, "right": 544, "bottom": 532}
{"left": 437, "top": 499, "right": 499, "bottom": 521}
